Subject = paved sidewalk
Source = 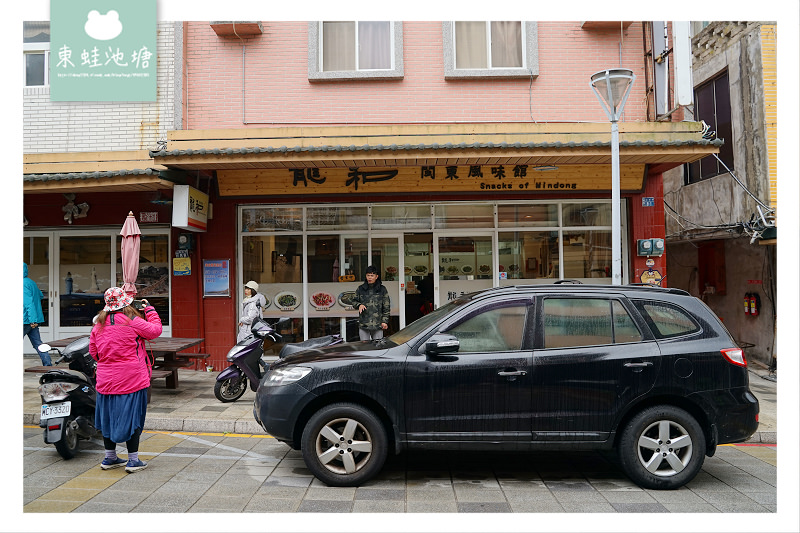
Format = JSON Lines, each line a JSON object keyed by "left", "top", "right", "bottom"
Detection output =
{"left": 22, "top": 355, "right": 777, "bottom": 442}
{"left": 21, "top": 355, "right": 780, "bottom": 516}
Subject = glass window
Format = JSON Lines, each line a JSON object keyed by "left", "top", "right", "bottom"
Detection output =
{"left": 372, "top": 204, "right": 431, "bottom": 230}
{"left": 371, "top": 237, "right": 399, "bottom": 282}
{"left": 307, "top": 235, "right": 340, "bottom": 283}
{"left": 498, "top": 232, "right": 559, "bottom": 282}
{"left": 241, "top": 207, "right": 303, "bottom": 232}
{"left": 613, "top": 301, "right": 642, "bottom": 343}
{"left": 243, "top": 235, "right": 303, "bottom": 285}
{"left": 434, "top": 204, "right": 494, "bottom": 229}
{"left": 443, "top": 21, "right": 537, "bottom": 79}
{"left": 23, "top": 22, "right": 50, "bottom": 87}
{"left": 322, "top": 21, "right": 392, "bottom": 71}
{"left": 686, "top": 71, "right": 733, "bottom": 183}
{"left": 25, "top": 53, "right": 46, "bottom": 86}
{"left": 438, "top": 235, "right": 493, "bottom": 280}
{"left": 543, "top": 298, "right": 613, "bottom": 349}
{"left": 23, "top": 236, "right": 50, "bottom": 326}
{"left": 632, "top": 300, "right": 701, "bottom": 339}
{"left": 307, "top": 206, "right": 368, "bottom": 230}
{"left": 343, "top": 236, "right": 369, "bottom": 280}
{"left": 498, "top": 204, "right": 558, "bottom": 227}
{"left": 562, "top": 203, "right": 611, "bottom": 226}
{"left": 454, "top": 21, "right": 522, "bottom": 69}
{"left": 264, "top": 318, "right": 304, "bottom": 356}
{"left": 309, "top": 22, "right": 403, "bottom": 81}
{"left": 59, "top": 236, "right": 111, "bottom": 327}
{"left": 309, "top": 317, "right": 342, "bottom": 339}
{"left": 562, "top": 230, "right": 612, "bottom": 280}
{"left": 444, "top": 303, "right": 528, "bottom": 353}
{"left": 116, "top": 235, "right": 170, "bottom": 326}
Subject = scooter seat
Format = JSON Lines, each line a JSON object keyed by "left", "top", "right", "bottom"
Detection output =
{"left": 279, "top": 335, "right": 338, "bottom": 358}
{"left": 40, "top": 368, "right": 92, "bottom": 384}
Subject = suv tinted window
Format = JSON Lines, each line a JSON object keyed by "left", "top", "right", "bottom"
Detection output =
{"left": 444, "top": 303, "right": 527, "bottom": 352}
{"left": 543, "top": 298, "right": 642, "bottom": 348}
{"left": 613, "top": 300, "right": 643, "bottom": 343}
{"left": 632, "top": 300, "right": 700, "bottom": 339}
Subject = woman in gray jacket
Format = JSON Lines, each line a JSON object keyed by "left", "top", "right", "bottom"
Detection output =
{"left": 237, "top": 281, "right": 267, "bottom": 342}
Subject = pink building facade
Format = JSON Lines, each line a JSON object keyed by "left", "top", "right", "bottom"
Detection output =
{"left": 183, "top": 21, "right": 648, "bottom": 128}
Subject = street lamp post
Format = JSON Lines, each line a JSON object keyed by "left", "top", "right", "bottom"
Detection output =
{"left": 589, "top": 68, "right": 636, "bottom": 285}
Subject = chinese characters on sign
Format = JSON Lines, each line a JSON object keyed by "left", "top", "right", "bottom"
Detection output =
{"left": 217, "top": 164, "right": 647, "bottom": 196}
{"left": 50, "top": 1, "right": 157, "bottom": 101}
{"left": 172, "top": 185, "right": 209, "bottom": 232}
{"left": 288, "top": 165, "right": 576, "bottom": 192}
{"left": 56, "top": 44, "right": 153, "bottom": 73}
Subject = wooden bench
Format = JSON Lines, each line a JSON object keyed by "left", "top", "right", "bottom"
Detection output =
{"left": 175, "top": 353, "right": 210, "bottom": 360}
{"left": 153, "top": 359, "right": 194, "bottom": 370}
{"left": 25, "top": 366, "right": 54, "bottom": 373}
{"left": 174, "top": 352, "right": 211, "bottom": 371}
{"left": 150, "top": 369, "right": 172, "bottom": 380}
{"left": 28, "top": 366, "right": 173, "bottom": 382}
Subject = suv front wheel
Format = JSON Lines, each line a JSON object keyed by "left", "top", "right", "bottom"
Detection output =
{"left": 301, "top": 402, "right": 388, "bottom": 487}
{"left": 619, "top": 405, "right": 706, "bottom": 490}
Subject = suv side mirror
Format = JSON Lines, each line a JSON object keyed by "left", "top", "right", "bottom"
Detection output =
{"left": 425, "top": 334, "right": 460, "bottom": 355}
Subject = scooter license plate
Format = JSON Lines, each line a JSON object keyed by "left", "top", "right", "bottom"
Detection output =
{"left": 41, "top": 401, "right": 71, "bottom": 420}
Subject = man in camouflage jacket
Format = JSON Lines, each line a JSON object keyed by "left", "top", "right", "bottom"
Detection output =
{"left": 353, "top": 265, "right": 390, "bottom": 340}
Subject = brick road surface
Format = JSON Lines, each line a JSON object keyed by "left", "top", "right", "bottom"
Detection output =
{"left": 23, "top": 425, "right": 776, "bottom": 514}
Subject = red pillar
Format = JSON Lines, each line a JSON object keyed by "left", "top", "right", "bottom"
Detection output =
{"left": 629, "top": 172, "right": 667, "bottom": 286}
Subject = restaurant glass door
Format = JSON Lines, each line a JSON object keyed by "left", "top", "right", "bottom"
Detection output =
{"left": 402, "top": 233, "right": 432, "bottom": 327}
{"left": 436, "top": 233, "right": 495, "bottom": 306}
{"left": 370, "top": 236, "right": 402, "bottom": 335}
{"left": 23, "top": 229, "right": 171, "bottom": 344}
{"left": 22, "top": 233, "right": 53, "bottom": 349}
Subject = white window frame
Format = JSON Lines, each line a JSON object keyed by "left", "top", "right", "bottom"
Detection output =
{"left": 308, "top": 21, "right": 404, "bottom": 81}
{"left": 23, "top": 42, "right": 50, "bottom": 87}
{"left": 443, "top": 21, "right": 538, "bottom": 79}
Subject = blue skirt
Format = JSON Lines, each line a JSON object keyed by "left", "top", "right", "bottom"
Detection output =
{"left": 95, "top": 389, "right": 148, "bottom": 444}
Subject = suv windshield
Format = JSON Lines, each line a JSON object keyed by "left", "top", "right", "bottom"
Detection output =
{"left": 388, "top": 299, "right": 466, "bottom": 345}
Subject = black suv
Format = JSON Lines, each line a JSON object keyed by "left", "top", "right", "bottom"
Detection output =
{"left": 253, "top": 284, "right": 759, "bottom": 490}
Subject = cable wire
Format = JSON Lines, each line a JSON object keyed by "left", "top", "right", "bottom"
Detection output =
{"left": 712, "top": 153, "right": 773, "bottom": 212}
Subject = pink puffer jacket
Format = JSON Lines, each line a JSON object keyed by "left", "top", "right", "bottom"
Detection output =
{"left": 89, "top": 307, "right": 163, "bottom": 395}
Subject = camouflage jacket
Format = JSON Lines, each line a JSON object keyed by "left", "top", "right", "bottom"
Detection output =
{"left": 352, "top": 282, "right": 390, "bottom": 331}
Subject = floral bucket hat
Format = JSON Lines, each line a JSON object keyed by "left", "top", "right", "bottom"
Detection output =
{"left": 103, "top": 287, "right": 134, "bottom": 312}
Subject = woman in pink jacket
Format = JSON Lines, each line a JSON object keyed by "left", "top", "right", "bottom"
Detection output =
{"left": 89, "top": 287, "right": 162, "bottom": 473}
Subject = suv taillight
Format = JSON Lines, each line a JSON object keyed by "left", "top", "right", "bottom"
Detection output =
{"left": 721, "top": 347, "right": 747, "bottom": 367}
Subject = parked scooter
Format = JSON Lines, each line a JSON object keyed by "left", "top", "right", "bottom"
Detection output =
{"left": 37, "top": 337, "right": 101, "bottom": 459}
{"left": 214, "top": 318, "right": 342, "bottom": 403}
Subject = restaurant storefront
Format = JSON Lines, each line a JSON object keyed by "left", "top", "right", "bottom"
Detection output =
{"left": 23, "top": 153, "right": 179, "bottom": 349}
{"left": 109, "top": 121, "right": 716, "bottom": 369}
{"left": 23, "top": 226, "right": 173, "bottom": 342}
{"left": 237, "top": 200, "right": 625, "bottom": 341}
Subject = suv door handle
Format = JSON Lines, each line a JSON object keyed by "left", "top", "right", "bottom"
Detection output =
{"left": 624, "top": 362, "right": 653, "bottom": 368}
{"left": 497, "top": 370, "right": 527, "bottom": 376}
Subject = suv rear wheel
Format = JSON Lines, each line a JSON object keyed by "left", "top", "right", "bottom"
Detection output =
{"left": 301, "top": 402, "right": 388, "bottom": 487}
{"left": 619, "top": 405, "right": 706, "bottom": 490}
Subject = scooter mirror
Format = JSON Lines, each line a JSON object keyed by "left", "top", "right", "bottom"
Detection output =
{"left": 38, "top": 344, "right": 52, "bottom": 352}
{"left": 274, "top": 316, "right": 291, "bottom": 328}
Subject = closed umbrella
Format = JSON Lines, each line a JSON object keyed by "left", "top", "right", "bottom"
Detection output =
{"left": 120, "top": 211, "right": 141, "bottom": 295}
